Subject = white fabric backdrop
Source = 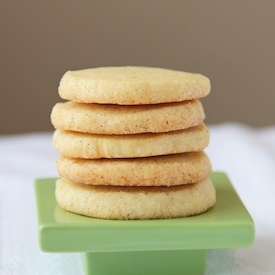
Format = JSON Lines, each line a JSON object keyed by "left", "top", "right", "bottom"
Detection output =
{"left": 1, "top": 123, "right": 274, "bottom": 274}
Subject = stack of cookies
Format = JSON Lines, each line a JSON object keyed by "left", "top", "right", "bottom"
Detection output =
{"left": 51, "top": 66, "right": 216, "bottom": 220}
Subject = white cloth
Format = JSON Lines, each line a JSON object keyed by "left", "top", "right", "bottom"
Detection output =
{"left": 0, "top": 123, "right": 274, "bottom": 274}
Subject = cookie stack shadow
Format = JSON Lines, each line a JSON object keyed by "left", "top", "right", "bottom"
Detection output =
{"left": 50, "top": 66, "right": 216, "bottom": 220}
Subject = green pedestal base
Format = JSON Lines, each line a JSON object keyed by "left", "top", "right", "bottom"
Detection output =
{"left": 34, "top": 173, "right": 255, "bottom": 275}
{"left": 82, "top": 250, "right": 207, "bottom": 275}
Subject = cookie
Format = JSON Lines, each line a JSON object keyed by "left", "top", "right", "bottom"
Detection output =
{"left": 56, "top": 151, "right": 212, "bottom": 187}
{"left": 55, "top": 177, "right": 216, "bottom": 220}
{"left": 51, "top": 99, "right": 205, "bottom": 134}
{"left": 52, "top": 123, "right": 210, "bottom": 159}
{"left": 58, "top": 66, "right": 210, "bottom": 105}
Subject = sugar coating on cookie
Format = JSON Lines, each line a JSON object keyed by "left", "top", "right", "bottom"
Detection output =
{"left": 56, "top": 151, "right": 212, "bottom": 186}
{"left": 58, "top": 66, "right": 211, "bottom": 105}
{"left": 53, "top": 123, "right": 210, "bottom": 159}
{"left": 55, "top": 177, "right": 216, "bottom": 220}
{"left": 51, "top": 99, "right": 205, "bottom": 134}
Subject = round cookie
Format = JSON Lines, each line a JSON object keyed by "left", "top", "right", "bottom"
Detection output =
{"left": 58, "top": 66, "right": 211, "bottom": 105}
{"left": 52, "top": 123, "right": 210, "bottom": 159}
{"left": 56, "top": 151, "right": 212, "bottom": 186}
{"left": 51, "top": 100, "right": 205, "bottom": 134}
{"left": 55, "top": 177, "right": 216, "bottom": 220}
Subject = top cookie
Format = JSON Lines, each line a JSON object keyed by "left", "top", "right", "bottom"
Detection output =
{"left": 58, "top": 66, "right": 211, "bottom": 105}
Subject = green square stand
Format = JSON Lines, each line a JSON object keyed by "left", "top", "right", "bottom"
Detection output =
{"left": 34, "top": 172, "right": 254, "bottom": 275}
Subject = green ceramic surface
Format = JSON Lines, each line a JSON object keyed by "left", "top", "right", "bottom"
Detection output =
{"left": 82, "top": 249, "right": 207, "bottom": 275}
{"left": 34, "top": 172, "right": 254, "bottom": 253}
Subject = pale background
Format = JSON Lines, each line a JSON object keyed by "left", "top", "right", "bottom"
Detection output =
{"left": 1, "top": 0, "right": 274, "bottom": 134}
